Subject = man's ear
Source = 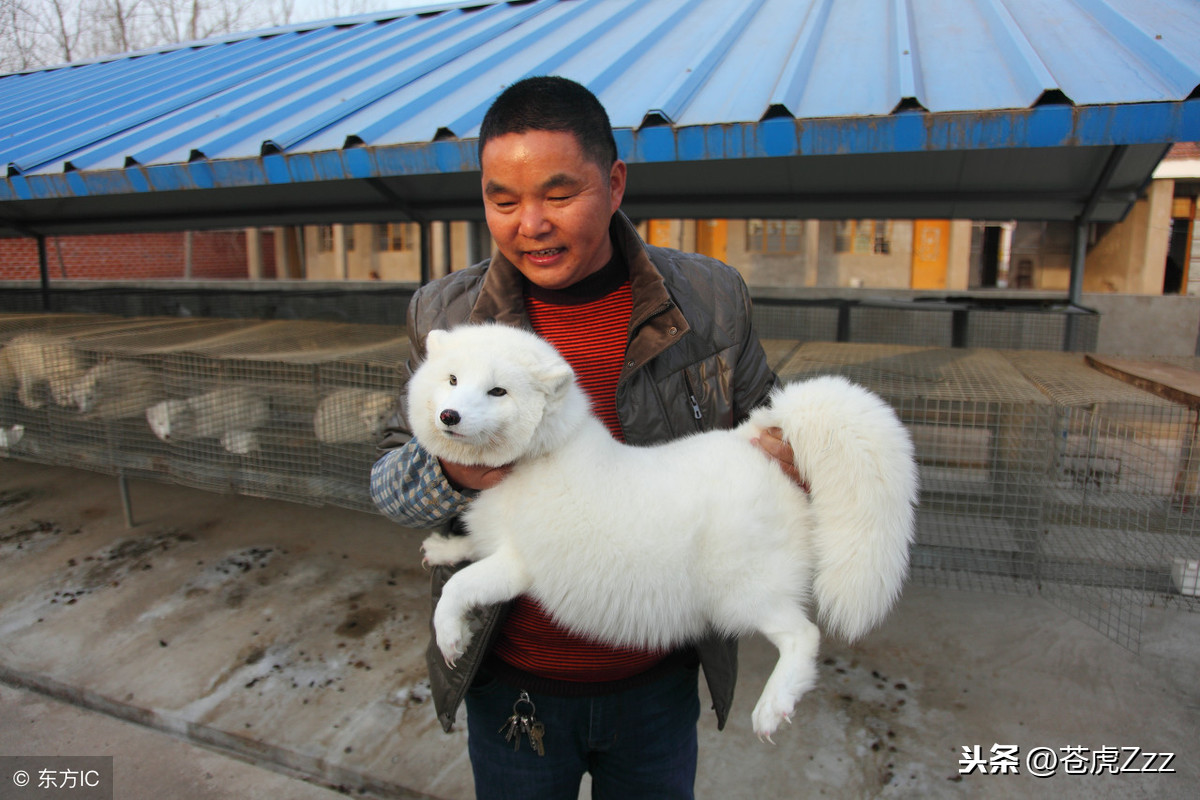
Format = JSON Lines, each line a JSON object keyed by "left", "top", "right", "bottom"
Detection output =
{"left": 609, "top": 159, "right": 627, "bottom": 212}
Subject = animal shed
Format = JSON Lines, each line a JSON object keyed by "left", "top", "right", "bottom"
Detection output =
{"left": 0, "top": 313, "right": 407, "bottom": 513}
{"left": 0, "top": 313, "right": 1196, "bottom": 649}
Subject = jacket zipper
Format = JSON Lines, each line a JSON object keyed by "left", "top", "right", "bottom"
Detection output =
{"left": 683, "top": 370, "right": 704, "bottom": 428}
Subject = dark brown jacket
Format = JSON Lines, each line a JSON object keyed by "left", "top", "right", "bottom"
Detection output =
{"left": 390, "top": 211, "right": 777, "bottom": 732}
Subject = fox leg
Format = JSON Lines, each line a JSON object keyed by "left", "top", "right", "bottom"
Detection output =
{"left": 750, "top": 603, "right": 821, "bottom": 741}
{"left": 433, "top": 546, "right": 530, "bottom": 667}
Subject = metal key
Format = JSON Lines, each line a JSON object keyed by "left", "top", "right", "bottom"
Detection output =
{"left": 499, "top": 713, "right": 524, "bottom": 749}
{"left": 526, "top": 719, "right": 546, "bottom": 757}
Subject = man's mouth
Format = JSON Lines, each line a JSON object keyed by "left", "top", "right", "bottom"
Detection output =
{"left": 525, "top": 247, "right": 564, "bottom": 259}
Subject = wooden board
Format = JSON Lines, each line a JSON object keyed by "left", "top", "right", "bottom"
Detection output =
{"left": 1085, "top": 355, "right": 1200, "bottom": 408}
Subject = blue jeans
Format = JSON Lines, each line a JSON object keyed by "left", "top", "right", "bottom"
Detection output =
{"left": 465, "top": 665, "right": 701, "bottom": 800}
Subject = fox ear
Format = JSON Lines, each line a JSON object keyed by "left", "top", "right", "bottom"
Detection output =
{"left": 424, "top": 329, "right": 447, "bottom": 357}
{"left": 538, "top": 363, "right": 575, "bottom": 404}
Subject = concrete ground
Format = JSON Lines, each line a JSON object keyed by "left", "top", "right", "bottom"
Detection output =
{"left": 0, "top": 460, "right": 1195, "bottom": 799}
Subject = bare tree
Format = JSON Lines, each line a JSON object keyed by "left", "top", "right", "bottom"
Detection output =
{"left": 0, "top": 0, "right": 367, "bottom": 73}
{"left": 92, "top": 0, "right": 150, "bottom": 55}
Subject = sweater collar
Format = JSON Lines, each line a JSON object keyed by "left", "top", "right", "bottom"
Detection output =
{"left": 470, "top": 211, "right": 670, "bottom": 326}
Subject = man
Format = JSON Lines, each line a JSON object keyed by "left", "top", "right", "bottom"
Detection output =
{"left": 371, "top": 76, "right": 797, "bottom": 799}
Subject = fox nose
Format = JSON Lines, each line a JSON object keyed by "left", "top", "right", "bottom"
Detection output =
{"left": 439, "top": 409, "right": 460, "bottom": 426}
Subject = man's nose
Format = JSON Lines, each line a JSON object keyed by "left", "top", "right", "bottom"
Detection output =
{"left": 517, "top": 203, "right": 551, "bottom": 237}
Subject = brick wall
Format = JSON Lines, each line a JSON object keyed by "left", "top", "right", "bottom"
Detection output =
{"left": 0, "top": 230, "right": 275, "bottom": 280}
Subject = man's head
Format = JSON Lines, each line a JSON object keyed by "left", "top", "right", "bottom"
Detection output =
{"left": 478, "top": 76, "right": 626, "bottom": 290}
{"left": 478, "top": 76, "right": 618, "bottom": 172}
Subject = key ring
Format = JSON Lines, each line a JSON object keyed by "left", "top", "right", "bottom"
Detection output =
{"left": 513, "top": 690, "right": 536, "bottom": 718}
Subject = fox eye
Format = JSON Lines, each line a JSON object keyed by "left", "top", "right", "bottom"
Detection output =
{"left": 448, "top": 375, "right": 457, "bottom": 386}
{"left": 488, "top": 387, "right": 507, "bottom": 397}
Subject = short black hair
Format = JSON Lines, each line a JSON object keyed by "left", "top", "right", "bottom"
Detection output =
{"left": 478, "top": 76, "right": 618, "bottom": 170}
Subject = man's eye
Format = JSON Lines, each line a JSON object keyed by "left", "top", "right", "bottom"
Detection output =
{"left": 488, "top": 387, "right": 507, "bottom": 397}
{"left": 449, "top": 375, "right": 457, "bottom": 386}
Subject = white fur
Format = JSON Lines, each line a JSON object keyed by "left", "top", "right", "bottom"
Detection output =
{"left": 0, "top": 347, "right": 16, "bottom": 395}
{"left": 146, "top": 387, "right": 268, "bottom": 454}
{"left": 411, "top": 324, "right": 919, "bottom": 741}
{"left": 313, "top": 388, "right": 398, "bottom": 444}
{"left": 0, "top": 424, "right": 24, "bottom": 448}
{"left": 4, "top": 333, "right": 85, "bottom": 408}
{"left": 69, "top": 359, "right": 163, "bottom": 418}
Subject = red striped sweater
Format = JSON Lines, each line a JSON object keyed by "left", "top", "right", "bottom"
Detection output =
{"left": 486, "top": 260, "right": 670, "bottom": 686}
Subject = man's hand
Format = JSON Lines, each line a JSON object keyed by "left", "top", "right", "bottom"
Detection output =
{"left": 751, "top": 427, "right": 810, "bottom": 492}
{"left": 439, "top": 459, "right": 512, "bottom": 491}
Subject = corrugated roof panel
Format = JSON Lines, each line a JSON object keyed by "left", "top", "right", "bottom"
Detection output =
{"left": 145, "top": 11, "right": 495, "bottom": 163}
{"left": 908, "top": 0, "right": 1039, "bottom": 112}
{"left": 15, "top": 34, "right": 344, "bottom": 173}
{"left": 784, "top": 0, "right": 902, "bottom": 118}
{"left": 4, "top": 0, "right": 1198, "bottom": 175}
{"left": 323, "top": 0, "right": 620, "bottom": 146}
{"left": 59, "top": 27, "right": 367, "bottom": 171}
{"left": 0, "top": 0, "right": 1198, "bottom": 235}
{"left": 1003, "top": 0, "right": 1200, "bottom": 105}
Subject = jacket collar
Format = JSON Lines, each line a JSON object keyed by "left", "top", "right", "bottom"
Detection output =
{"left": 468, "top": 211, "right": 685, "bottom": 336}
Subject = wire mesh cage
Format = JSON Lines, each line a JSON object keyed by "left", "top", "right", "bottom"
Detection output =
{"left": 848, "top": 306, "right": 956, "bottom": 347}
{"left": 752, "top": 300, "right": 1099, "bottom": 351}
{"left": 777, "top": 343, "right": 1056, "bottom": 597}
{"left": 967, "top": 309, "right": 1099, "bottom": 352}
{"left": 1003, "top": 351, "right": 1200, "bottom": 648}
{"left": 751, "top": 303, "right": 841, "bottom": 342}
{"left": 314, "top": 338, "right": 408, "bottom": 512}
{"left": 1, "top": 312, "right": 1195, "bottom": 652}
{"left": 0, "top": 315, "right": 408, "bottom": 510}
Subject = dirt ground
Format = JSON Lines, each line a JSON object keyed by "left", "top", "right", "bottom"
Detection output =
{"left": 0, "top": 460, "right": 1196, "bottom": 799}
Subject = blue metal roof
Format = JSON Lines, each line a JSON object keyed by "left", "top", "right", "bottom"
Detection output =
{"left": 1, "top": 0, "right": 1198, "bottom": 235}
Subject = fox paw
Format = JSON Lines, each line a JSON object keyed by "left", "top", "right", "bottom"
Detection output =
{"left": 433, "top": 608, "right": 472, "bottom": 668}
{"left": 421, "top": 534, "right": 473, "bottom": 566}
{"left": 751, "top": 697, "right": 795, "bottom": 743}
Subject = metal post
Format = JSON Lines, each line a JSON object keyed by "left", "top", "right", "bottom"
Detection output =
{"left": 1065, "top": 221, "right": 1090, "bottom": 350}
{"left": 36, "top": 234, "right": 50, "bottom": 311}
{"left": 118, "top": 471, "right": 135, "bottom": 528}
{"left": 1069, "top": 219, "right": 1089, "bottom": 308}
{"left": 951, "top": 307, "right": 969, "bottom": 348}
{"left": 420, "top": 220, "right": 433, "bottom": 284}
{"left": 836, "top": 301, "right": 851, "bottom": 342}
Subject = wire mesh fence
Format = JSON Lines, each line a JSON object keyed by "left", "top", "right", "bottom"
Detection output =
{"left": 765, "top": 340, "right": 1200, "bottom": 650}
{"left": 0, "top": 314, "right": 406, "bottom": 512}
{"left": 753, "top": 298, "right": 1099, "bottom": 351}
{"left": 0, "top": 312, "right": 1195, "bottom": 651}
{"left": 1002, "top": 350, "right": 1200, "bottom": 648}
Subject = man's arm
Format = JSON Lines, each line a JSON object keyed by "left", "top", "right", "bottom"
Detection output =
{"left": 370, "top": 440, "right": 474, "bottom": 528}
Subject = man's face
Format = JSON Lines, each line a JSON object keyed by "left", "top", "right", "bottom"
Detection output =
{"left": 481, "top": 129, "right": 626, "bottom": 290}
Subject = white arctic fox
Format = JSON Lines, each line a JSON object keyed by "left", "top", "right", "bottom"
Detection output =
{"left": 3, "top": 332, "right": 85, "bottom": 408}
{"left": 146, "top": 386, "right": 269, "bottom": 454}
{"left": 313, "top": 388, "right": 398, "bottom": 444}
{"left": 69, "top": 359, "right": 164, "bottom": 419}
{"left": 411, "top": 324, "right": 918, "bottom": 741}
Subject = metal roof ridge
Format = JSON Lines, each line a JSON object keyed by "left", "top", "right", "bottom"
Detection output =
{"left": 764, "top": 0, "right": 835, "bottom": 120}
{"left": 640, "top": 0, "right": 769, "bottom": 128}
